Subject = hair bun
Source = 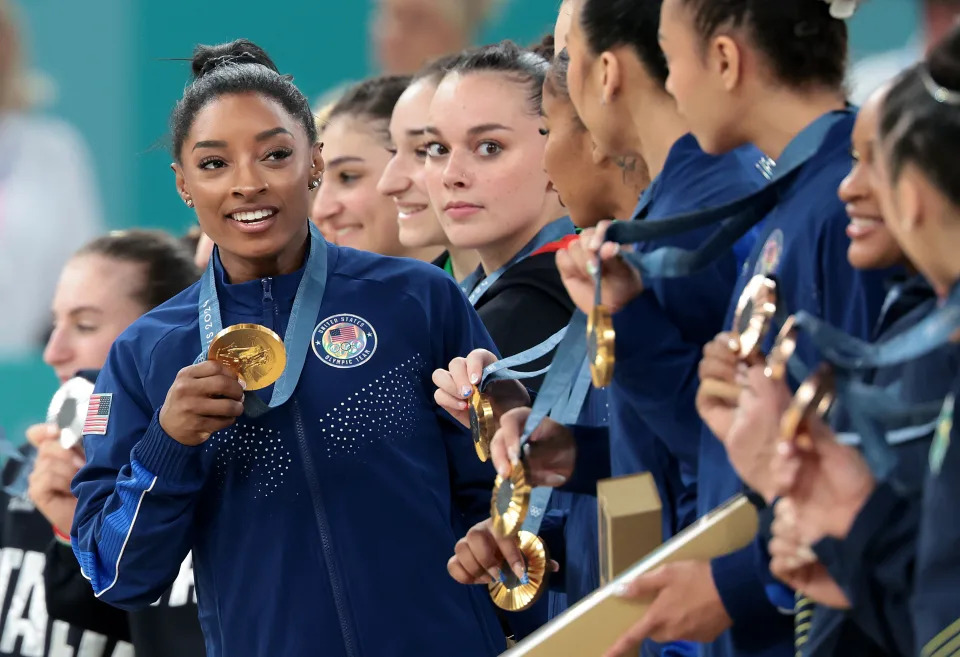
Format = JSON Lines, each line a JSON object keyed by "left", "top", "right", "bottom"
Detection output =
{"left": 191, "top": 39, "right": 279, "bottom": 80}
{"left": 531, "top": 34, "right": 556, "bottom": 62}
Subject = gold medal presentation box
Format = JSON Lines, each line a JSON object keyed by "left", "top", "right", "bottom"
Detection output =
{"left": 597, "top": 473, "right": 663, "bottom": 586}
{"left": 502, "top": 495, "right": 759, "bottom": 657}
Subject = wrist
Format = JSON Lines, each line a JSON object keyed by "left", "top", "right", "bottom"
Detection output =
{"left": 52, "top": 526, "right": 71, "bottom": 546}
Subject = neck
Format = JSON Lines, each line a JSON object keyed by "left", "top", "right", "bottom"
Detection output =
{"left": 478, "top": 204, "right": 564, "bottom": 274}
{"left": 447, "top": 246, "right": 481, "bottom": 282}
{"left": 743, "top": 88, "right": 846, "bottom": 160}
{"left": 218, "top": 226, "right": 310, "bottom": 284}
{"left": 626, "top": 86, "right": 688, "bottom": 180}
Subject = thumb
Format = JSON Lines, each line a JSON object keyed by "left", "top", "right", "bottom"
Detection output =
{"left": 26, "top": 423, "right": 60, "bottom": 448}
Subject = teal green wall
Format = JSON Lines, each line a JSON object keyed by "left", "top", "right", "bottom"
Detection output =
{"left": 0, "top": 0, "right": 922, "bottom": 443}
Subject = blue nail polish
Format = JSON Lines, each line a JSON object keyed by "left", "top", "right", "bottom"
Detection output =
{"left": 520, "top": 573, "right": 530, "bottom": 586}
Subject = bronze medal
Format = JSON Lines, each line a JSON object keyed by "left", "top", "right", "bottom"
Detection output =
{"left": 731, "top": 276, "right": 778, "bottom": 361}
{"left": 780, "top": 364, "right": 836, "bottom": 449}
{"left": 469, "top": 387, "right": 495, "bottom": 462}
{"left": 488, "top": 531, "right": 549, "bottom": 612}
{"left": 765, "top": 315, "right": 798, "bottom": 381}
{"left": 587, "top": 305, "right": 616, "bottom": 388}
{"left": 208, "top": 324, "right": 286, "bottom": 391}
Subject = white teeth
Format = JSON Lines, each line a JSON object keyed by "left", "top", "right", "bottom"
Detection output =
{"left": 231, "top": 209, "right": 276, "bottom": 223}
{"left": 336, "top": 226, "right": 359, "bottom": 237}
{"left": 851, "top": 217, "right": 879, "bottom": 228}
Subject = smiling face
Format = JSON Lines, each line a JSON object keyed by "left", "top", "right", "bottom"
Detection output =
{"left": 43, "top": 255, "right": 148, "bottom": 383}
{"left": 173, "top": 92, "right": 321, "bottom": 274}
{"left": 423, "top": 71, "right": 554, "bottom": 253}
{"left": 377, "top": 79, "right": 448, "bottom": 249}
{"left": 839, "top": 87, "right": 904, "bottom": 270}
{"left": 312, "top": 114, "right": 408, "bottom": 255}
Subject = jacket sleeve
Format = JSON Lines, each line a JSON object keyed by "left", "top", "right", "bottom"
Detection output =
{"left": 814, "top": 482, "right": 918, "bottom": 657}
{"left": 44, "top": 539, "right": 132, "bottom": 641}
{"left": 71, "top": 333, "right": 211, "bottom": 610}
{"left": 431, "top": 277, "right": 500, "bottom": 530}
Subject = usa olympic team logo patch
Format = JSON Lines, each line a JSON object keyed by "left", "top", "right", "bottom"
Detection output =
{"left": 312, "top": 314, "right": 377, "bottom": 369}
{"left": 754, "top": 229, "right": 784, "bottom": 276}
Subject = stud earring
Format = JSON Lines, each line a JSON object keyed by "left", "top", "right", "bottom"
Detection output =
{"left": 309, "top": 175, "right": 322, "bottom": 190}
{"left": 185, "top": 199, "right": 194, "bottom": 208}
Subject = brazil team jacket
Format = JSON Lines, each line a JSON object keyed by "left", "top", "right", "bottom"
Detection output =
{"left": 70, "top": 242, "right": 507, "bottom": 657}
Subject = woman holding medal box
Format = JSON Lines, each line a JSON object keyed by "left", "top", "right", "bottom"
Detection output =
{"left": 70, "top": 39, "right": 509, "bottom": 657}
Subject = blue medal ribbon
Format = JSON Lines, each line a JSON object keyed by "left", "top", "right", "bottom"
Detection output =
{"left": 465, "top": 217, "right": 575, "bottom": 306}
{"left": 791, "top": 281, "right": 960, "bottom": 370}
{"left": 477, "top": 327, "right": 568, "bottom": 390}
{"left": 515, "top": 312, "right": 591, "bottom": 539}
{"left": 198, "top": 222, "right": 329, "bottom": 418}
{"left": 604, "top": 111, "right": 851, "bottom": 280}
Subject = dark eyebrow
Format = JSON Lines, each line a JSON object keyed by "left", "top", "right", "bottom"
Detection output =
{"left": 327, "top": 156, "right": 364, "bottom": 168}
{"left": 191, "top": 127, "right": 292, "bottom": 152}
{"left": 193, "top": 140, "right": 227, "bottom": 151}
{"left": 256, "top": 127, "right": 293, "bottom": 141}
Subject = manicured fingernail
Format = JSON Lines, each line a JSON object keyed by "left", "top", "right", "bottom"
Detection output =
{"left": 45, "top": 424, "right": 59, "bottom": 438}
{"left": 470, "top": 372, "right": 480, "bottom": 384}
{"left": 238, "top": 378, "right": 247, "bottom": 390}
{"left": 544, "top": 473, "right": 568, "bottom": 487}
{"left": 508, "top": 446, "right": 520, "bottom": 464}
{"left": 513, "top": 562, "right": 526, "bottom": 580}
{"left": 586, "top": 260, "right": 598, "bottom": 277}
{"left": 590, "top": 232, "right": 603, "bottom": 250}
{"left": 727, "top": 337, "right": 740, "bottom": 352}
{"left": 488, "top": 567, "right": 501, "bottom": 581}
{"left": 497, "top": 463, "right": 511, "bottom": 478}
{"left": 461, "top": 386, "right": 472, "bottom": 398}
{"left": 520, "top": 572, "right": 530, "bottom": 586}
{"left": 459, "top": 401, "right": 468, "bottom": 410}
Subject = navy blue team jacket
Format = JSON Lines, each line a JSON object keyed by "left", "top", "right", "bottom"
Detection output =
{"left": 610, "top": 135, "right": 764, "bottom": 539}
{"left": 70, "top": 243, "right": 507, "bottom": 657}
{"left": 699, "top": 112, "right": 893, "bottom": 657}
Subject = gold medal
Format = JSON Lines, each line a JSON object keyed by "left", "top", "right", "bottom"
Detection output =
{"left": 764, "top": 315, "right": 797, "bottom": 381}
{"left": 731, "top": 276, "right": 778, "bottom": 361}
{"left": 587, "top": 305, "right": 616, "bottom": 388}
{"left": 490, "top": 463, "right": 532, "bottom": 537}
{"left": 780, "top": 364, "right": 835, "bottom": 449}
{"left": 488, "top": 531, "right": 549, "bottom": 612}
{"left": 469, "top": 387, "right": 495, "bottom": 462}
{"left": 208, "top": 324, "right": 286, "bottom": 391}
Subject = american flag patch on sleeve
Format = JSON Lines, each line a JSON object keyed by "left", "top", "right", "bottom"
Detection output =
{"left": 82, "top": 394, "right": 113, "bottom": 435}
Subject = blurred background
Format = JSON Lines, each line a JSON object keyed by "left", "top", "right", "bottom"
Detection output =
{"left": 0, "top": 0, "right": 926, "bottom": 443}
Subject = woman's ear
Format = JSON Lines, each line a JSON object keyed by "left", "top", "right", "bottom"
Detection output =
{"left": 171, "top": 162, "right": 193, "bottom": 208}
{"left": 712, "top": 35, "right": 743, "bottom": 92}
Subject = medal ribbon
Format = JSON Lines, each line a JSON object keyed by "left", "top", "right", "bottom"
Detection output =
{"left": 604, "top": 111, "right": 851, "bottom": 279}
{"left": 478, "top": 326, "right": 569, "bottom": 390}
{"left": 464, "top": 217, "right": 576, "bottom": 306}
{"left": 198, "top": 222, "right": 329, "bottom": 418}
{"left": 516, "top": 311, "right": 592, "bottom": 538}
{"left": 790, "top": 281, "right": 960, "bottom": 370}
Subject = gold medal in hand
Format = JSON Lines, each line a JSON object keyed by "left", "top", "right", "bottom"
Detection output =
{"left": 208, "top": 324, "right": 286, "bottom": 390}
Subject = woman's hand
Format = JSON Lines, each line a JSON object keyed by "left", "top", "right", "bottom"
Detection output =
{"left": 158, "top": 361, "right": 244, "bottom": 446}
{"left": 26, "top": 423, "right": 85, "bottom": 535}
{"left": 432, "top": 350, "right": 530, "bottom": 428}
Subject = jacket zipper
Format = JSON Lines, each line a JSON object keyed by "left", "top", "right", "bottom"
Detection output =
{"left": 292, "top": 398, "right": 360, "bottom": 657}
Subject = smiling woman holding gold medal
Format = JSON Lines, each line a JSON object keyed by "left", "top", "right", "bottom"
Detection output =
{"left": 70, "top": 39, "right": 508, "bottom": 657}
